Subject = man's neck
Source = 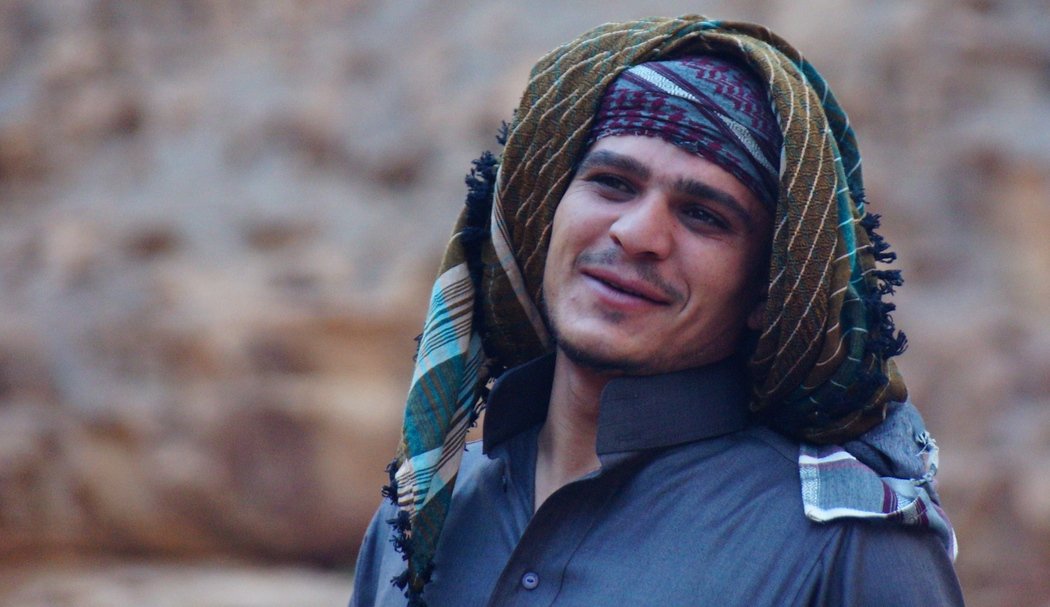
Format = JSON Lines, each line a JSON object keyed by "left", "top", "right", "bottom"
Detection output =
{"left": 534, "top": 352, "right": 609, "bottom": 512}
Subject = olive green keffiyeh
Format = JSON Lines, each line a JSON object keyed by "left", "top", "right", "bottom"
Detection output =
{"left": 382, "top": 16, "right": 908, "bottom": 604}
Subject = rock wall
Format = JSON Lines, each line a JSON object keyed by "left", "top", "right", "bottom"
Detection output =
{"left": 0, "top": 1, "right": 1048, "bottom": 605}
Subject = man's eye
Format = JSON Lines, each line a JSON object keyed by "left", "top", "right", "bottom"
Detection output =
{"left": 591, "top": 174, "right": 634, "bottom": 194}
{"left": 682, "top": 205, "right": 728, "bottom": 229}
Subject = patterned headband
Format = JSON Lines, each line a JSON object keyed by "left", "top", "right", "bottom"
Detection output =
{"left": 588, "top": 56, "right": 782, "bottom": 208}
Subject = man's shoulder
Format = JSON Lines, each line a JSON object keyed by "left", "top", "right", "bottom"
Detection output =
{"left": 733, "top": 424, "right": 802, "bottom": 464}
{"left": 639, "top": 425, "right": 811, "bottom": 525}
{"left": 687, "top": 423, "right": 805, "bottom": 487}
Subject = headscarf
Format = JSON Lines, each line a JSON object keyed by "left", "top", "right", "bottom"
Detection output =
{"left": 589, "top": 55, "right": 782, "bottom": 208}
{"left": 382, "top": 16, "right": 913, "bottom": 604}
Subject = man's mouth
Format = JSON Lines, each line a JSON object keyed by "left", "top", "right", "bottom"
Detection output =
{"left": 582, "top": 268, "right": 674, "bottom": 305}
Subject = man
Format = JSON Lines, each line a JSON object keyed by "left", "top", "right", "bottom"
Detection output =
{"left": 351, "top": 16, "right": 963, "bottom": 606}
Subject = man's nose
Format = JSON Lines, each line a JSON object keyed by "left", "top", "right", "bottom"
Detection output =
{"left": 608, "top": 194, "right": 673, "bottom": 259}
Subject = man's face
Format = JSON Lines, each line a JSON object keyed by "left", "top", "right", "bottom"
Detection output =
{"left": 541, "top": 135, "right": 772, "bottom": 375}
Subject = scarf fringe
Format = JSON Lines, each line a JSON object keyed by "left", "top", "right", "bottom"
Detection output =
{"left": 461, "top": 126, "right": 506, "bottom": 370}
{"left": 380, "top": 129, "right": 507, "bottom": 607}
{"left": 818, "top": 211, "right": 908, "bottom": 422}
{"left": 858, "top": 212, "right": 908, "bottom": 360}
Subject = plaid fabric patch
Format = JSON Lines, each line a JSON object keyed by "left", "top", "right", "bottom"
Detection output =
{"left": 801, "top": 401, "right": 957, "bottom": 560}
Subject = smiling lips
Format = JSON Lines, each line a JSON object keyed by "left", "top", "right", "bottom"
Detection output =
{"left": 581, "top": 266, "right": 676, "bottom": 306}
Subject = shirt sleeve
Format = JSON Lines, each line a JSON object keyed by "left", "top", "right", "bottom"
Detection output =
{"left": 803, "top": 520, "right": 965, "bottom": 606}
{"left": 349, "top": 501, "right": 398, "bottom": 607}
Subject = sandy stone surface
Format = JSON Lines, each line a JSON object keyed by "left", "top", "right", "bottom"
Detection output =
{"left": 0, "top": 561, "right": 352, "bottom": 607}
{"left": 0, "top": 0, "right": 1048, "bottom": 605}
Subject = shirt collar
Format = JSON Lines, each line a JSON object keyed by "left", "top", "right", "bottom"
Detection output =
{"left": 482, "top": 353, "right": 751, "bottom": 455}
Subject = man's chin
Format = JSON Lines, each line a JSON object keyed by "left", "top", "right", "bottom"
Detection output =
{"left": 555, "top": 338, "right": 647, "bottom": 376}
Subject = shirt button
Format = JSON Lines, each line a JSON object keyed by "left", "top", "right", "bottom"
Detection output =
{"left": 521, "top": 571, "right": 540, "bottom": 590}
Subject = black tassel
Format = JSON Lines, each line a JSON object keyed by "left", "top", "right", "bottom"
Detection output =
{"left": 495, "top": 120, "right": 510, "bottom": 146}
{"left": 871, "top": 269, "right": 903, "bottom": 296}
{"left": 381, "top": 458, "right": 399, "bottom": 503}
{"left": 862, "top": 294, "right": 908, "bottom": 359}
{"left": 860, "top": 213, "right": 897, "bottom": 263}
{"left": 390, "top": 509, "right": 412, "bottom": 532}
{"left": 462, "top": 150, "right": 499, "bottom": 247}
{"left": 393, "top": 563, "right": 434, "bottom": 607}
{"left": 391, "top": 569, "right": 412, "bottom": 590}
{"left": 411, "top": 332, "right": 423, "bottom": 363}
{"left": 461, "top": 146, "right": 499, "bottom": 310}
{"left": 387, "top": 511, "right": 414, "bottom": 555}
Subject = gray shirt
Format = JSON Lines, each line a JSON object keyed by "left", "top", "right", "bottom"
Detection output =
{"left": 351, "top": 355, "right": 963, "bottom": 606}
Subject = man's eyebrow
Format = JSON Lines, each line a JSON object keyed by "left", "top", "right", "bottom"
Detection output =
{"left": 670, "top": 177, "right": 757, "bottom": 231}
{"left": 576, "top": 149, "right": 652, "bottom": 180}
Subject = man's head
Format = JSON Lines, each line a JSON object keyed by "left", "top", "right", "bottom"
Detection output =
{"left": 542, "top": 56, "right": 780, "bottom": 375}
{"left": 542, "top": 135, "right": 771, "bottom": 374}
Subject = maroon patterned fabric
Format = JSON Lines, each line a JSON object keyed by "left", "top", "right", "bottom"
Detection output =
{"left": 588, "top": 55, "right": 782, "bottom": 208}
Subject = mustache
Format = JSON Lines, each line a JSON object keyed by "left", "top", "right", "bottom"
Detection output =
{"left": 575, "top": 248, "right": 684, "bottom": 303}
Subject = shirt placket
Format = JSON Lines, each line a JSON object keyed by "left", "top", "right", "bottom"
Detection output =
{"left": 484, "top": 453, "right": 639, "bottom": 607}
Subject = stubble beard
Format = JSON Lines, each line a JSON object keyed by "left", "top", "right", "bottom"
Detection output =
{"left": 540, "top": 294, "right": 649, "bottom": 376}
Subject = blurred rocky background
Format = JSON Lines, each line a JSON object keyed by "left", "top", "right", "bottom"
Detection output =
{"left": 0, "top": 0, "right": 1046, "bottom": 605}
